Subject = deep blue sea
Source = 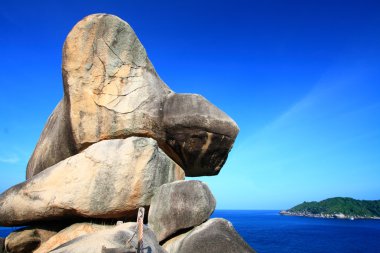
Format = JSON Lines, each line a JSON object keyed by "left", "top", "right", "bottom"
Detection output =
{"left": 211, "top": 210, "right": 380, "bottom": 253}
{"left": 1, "top": 210, "right": 380, "bottom": 252}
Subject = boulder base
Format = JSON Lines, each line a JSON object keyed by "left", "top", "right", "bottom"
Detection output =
{"left": 163, "top": 218, "right": 255, "bottom": 253}
{"left": 35, "top": 223, "right": 111, "bottom": 253}
{"left": 49, "top": 223, "right": 166, "bottom": 253}
{"left": 5, "top": 225, "right": 62, "bottom": 253}
{"left": 0, "top": 237, "right": 5, "bottom": 253}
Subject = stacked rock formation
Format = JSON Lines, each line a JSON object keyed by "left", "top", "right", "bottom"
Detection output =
{"left": 0, "top": 14, "right": 255, "bottom": 253}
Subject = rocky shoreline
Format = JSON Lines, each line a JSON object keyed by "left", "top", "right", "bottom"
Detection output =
{"left": 279, "top": 211, "right": 380, "bottom": 220}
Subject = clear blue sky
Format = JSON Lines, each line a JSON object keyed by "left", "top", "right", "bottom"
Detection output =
{"left": 0, "top": 0, "right": 379, "bottom": 209}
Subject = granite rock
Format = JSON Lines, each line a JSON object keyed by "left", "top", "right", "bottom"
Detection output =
{"left": 26, "top": 14, "right": 238, "bottom": 179}
{"left": 163, "top": 94, "right": 239, "bottom": 176}
{"left": 0, "top": 137, "right": 184, "bottom": 226}
{"left": 148, "top": 180, "right": 216, "bottom": 241}
{"left": 4, "top": 225, "right": 62, "bottom": 253}
{"left": 163, "top": 218, "right": 255, "bottom": 253}
{"left": 0, "top": 237, "right": 5, "bottom": 253}
{"left": 35, "top": 223, "right": 111, "bottom": 253}
{"left": 49, "top": 223, "right": 166, "bottom": 253}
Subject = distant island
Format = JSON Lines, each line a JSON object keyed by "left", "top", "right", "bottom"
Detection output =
{"left": 280, "top": 197, "right": 380, "bottom": 219}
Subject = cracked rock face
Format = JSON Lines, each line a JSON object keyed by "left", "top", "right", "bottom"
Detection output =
{"left": 49, "top": 223, "right": 166, "bottom": 253}
{"left": 62, "top": 14, "right": 171, "bottom": 150}
{"left": 26, "top": 14, "right": 239, "bottom": 179}
{"left": 148, "top": 180, "right": 216, "bottom": 242}
{"left": 1, "top": 137, "right": 184, "bottom": 226}
{"left": 163, "top": 218, "right": 256, "bottom": 253}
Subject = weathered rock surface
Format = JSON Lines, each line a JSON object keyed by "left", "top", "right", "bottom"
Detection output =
{"left": 26, "top": 14, "right": 239, "bottom": 179}
{"left": 49, "top": 223, "right": 166, "bottom": 253}
{"left": 148, "top": 180, "right": 216, "bottom": 241}
{"left": 0, "top": 237, "right": 5, "bottom": 253}
{"left": 163, "top": 94, "right": 239, "bottom": 176}
{"left": 26, "top": 100, "right": 76, "bottom": 179}
{"left": 4, "top": 225, "right": 62, "bottom": 253}
{"left": 35, "top": 223, "right": 110, "bottom": 253}
{"left": 163, "top": 218, "right": 255, "bottom": 253}
{"left": 27, "top": 13, "right": 170, "bottom": 179}
{"left": 0, "top": 137, "right": 184, "bottom": 226}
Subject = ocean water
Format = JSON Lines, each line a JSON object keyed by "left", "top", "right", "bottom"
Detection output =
{"left": 1, "top": 210, "right": 380, "bottom": 252}
{"left": 212, "top": 210, "right": 380, "bottom": 253}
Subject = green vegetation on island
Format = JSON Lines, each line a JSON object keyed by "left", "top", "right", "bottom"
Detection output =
{"left": 281, "top": 197, "right": 380, "bottom": 219}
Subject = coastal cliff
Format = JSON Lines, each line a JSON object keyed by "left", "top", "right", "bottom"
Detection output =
{"left": 280, "top": 197, "right": 380, "bottom": 219}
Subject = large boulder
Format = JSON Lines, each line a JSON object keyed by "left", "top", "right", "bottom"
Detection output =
{"left": 148, "top": 180, "right": 216, "bottom": 241}
{"left": 0, "top": 137, "right": 184, "bottom": 226}
{"left": 27, "top": 13, "right": 170, "bottom": 179}
{"left": 4, "top": 225, "right": 63, "bottom": 253}
{"left": 26, "top": 14, "right": 239, "bottom": 179}
{"left": 49, "top": 223, "right": 166, "bottom": 253}
{"left": 163, "top": 218, "right": 255, "bottom": 253}
{"left": 162, "top": 94, "right": 238, "bottom": 176}
{"left": 35, "top": 223, "right": 111, "bottom": 253}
